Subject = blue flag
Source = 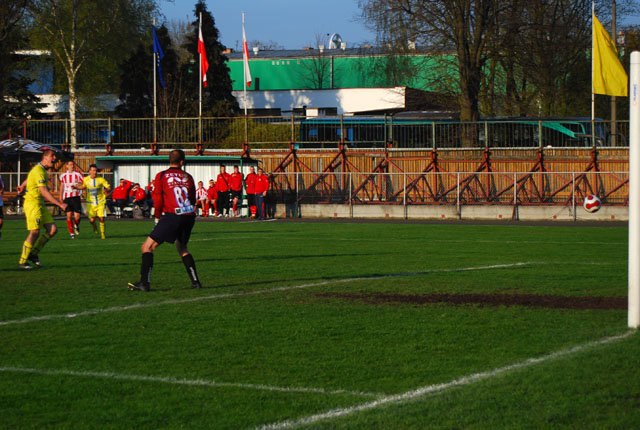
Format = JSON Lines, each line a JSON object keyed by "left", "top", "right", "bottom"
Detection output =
{"left": 153, "top": 26, "right": 166, "bottom": 88}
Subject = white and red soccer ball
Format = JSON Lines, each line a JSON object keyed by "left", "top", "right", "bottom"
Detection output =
{"left": 583, "top": 194, "right": 601, "bottom": 213}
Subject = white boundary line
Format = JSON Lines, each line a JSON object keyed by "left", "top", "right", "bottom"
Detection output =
{"left": 0, "top": 262, "right": 532, "bottom": 327}
{"left": 0, "top": 366, "right": 383, "bottom": 398}
{"left": 257, "top": 331, "right": 636, "bottom": 429}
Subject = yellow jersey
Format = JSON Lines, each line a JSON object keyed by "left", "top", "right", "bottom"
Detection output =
{"left": 82, "top": 176, "right": 111, "bottom": 205}
{"left": 24, "top": 164, "right": 49, "bottom": 205}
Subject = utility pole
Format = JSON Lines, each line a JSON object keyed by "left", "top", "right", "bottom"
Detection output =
{"left": 612, "top": 0, "right": 617, "bottom": 146}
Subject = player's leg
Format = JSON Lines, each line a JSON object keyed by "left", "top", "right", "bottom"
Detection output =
{"left": 128, "top": 236, "right": 159, "bottom": 291}
{"left": 175, "top": 216, "right": 201, "bottom": 289}
{"left": 19, "top": 229, "right": 40, "bottom": 268}
{"left": 73, "top": 210, "right": 81, "bottom": 235}
{"left": 65, "top": 202, "right": 75, "bottom": 237}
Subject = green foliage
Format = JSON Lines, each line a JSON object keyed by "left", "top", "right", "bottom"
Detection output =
{"left": 27, "top": 0, "right": 158, "bottom": 116}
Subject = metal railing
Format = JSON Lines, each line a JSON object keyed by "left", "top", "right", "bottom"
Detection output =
{"left": 268, "top": 171, "right": 628, "bottom": 208}
{"left": 8, "top": 116, "right": 629, "bottom": 151}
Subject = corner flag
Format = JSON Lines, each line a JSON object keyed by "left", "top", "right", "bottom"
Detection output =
{"left": 593, "top": 13, "right": 628, "bottom": 97}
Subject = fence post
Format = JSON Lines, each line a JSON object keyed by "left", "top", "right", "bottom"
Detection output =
{"left": 349, "top": 172, "right": 353, "bottom": 218}
{"left": 432, "top": 122, "right": 436, "bottom": 149}
{"left": 572, "top": 172, "right": 576, "bottom": 221}
{"left": 456, "top": 172, "right": 460, "bottom": 217}
{"left": 403, "top": 172, "right": 407, "bottom": 219}
{"left": 513, "top": 172, "right": 517, "bottom": 205}
{"left": 538, "top": 120, "right": 543, "bottom": 148}
{"left": 296, "top": 172, "right": 300, "bottom": 218}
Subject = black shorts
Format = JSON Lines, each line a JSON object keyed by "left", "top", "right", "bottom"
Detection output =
{"left": 0, "top": 205, "right": 3, "bottom": 218}
{"left": 247, "top": 194, "right": 255, "bottom": 206}
{"left": 64, "top": 196, "right": 83, "bottom": 213}
{"left": 149, "top": 213, "right": 196, "bottom": 245}
{"left": 230, "top": 190, "right": 242, "bottom": 200}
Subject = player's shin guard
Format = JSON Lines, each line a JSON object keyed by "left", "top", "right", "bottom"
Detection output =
{"left": 33, "top": 233, "right": 51, "bottom": 255}
{"left": 141, "top": 252, "right": 153, "bottom": 284}
{"left": 182, "top": 253, "right": 200, "bottom": 283}
{"left": 19, "top": 241, "right": 33, "bottom": 264}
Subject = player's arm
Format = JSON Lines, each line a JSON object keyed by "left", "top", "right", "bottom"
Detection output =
{"left": 103, "top": 181, "right": 112, "bottom": 197}
{"left": 152, "top": 174, "right": 163, "bottom": 219}
{"left": 16, "top": 178, "right": 27, "bottom": 194}
{"left": 39, "top": 186, "right": 67, "bottom": 210}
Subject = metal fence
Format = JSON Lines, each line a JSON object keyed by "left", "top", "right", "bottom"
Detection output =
{"left": 9, "top": 116, "right": 630, "bottom": 151}
{"left": 268, "top": 171, "right": 629, "bottom": 207}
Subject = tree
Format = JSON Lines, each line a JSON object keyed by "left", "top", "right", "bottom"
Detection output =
{"left": 179, "top": 1, "right": 237, "bottom": 117}
{"left": 0, "top": 0, "right": 44, "bottom": 135}
{"left": 360, "top": 0, "right": 502, "bottom": 126}
{"left": 116, "top": 24, "right": 180, "bottom": 118}
{"left": 27, "top": 0, "right": 157, "bottom": 148}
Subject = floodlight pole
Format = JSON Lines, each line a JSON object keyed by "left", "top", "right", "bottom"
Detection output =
{"left": 628, "top": 51, "right": 640, "bottom": 328}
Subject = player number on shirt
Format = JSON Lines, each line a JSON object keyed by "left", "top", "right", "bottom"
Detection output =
{"left": 173, "top": 186, "right": 194, "bottom": 214}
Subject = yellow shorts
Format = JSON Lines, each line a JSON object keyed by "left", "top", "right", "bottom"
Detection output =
{"left": 24, "top": 201, "right": 54, "bottom": 231}
{"left": 87, "top": 202, "right": 107, "bottom": 218}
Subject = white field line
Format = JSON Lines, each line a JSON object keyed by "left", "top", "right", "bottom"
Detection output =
{"left": 0, "top": 262, "right": 532, "bottom": 327}
{"left": 0, "top": 366, "right": 382, "bottom": 398}
{"left": 257, "top": 330, "right": 636, "bottom": 430}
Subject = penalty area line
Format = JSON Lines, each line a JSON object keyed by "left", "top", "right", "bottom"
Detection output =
{"left": 0, "top": 366, "right": 383, "bottom": 398}
{"left": 256, "top": 330, "right": 636, "bottom": 430}
{"left": 0, "top": 262, "right": 533, "bottom": 327}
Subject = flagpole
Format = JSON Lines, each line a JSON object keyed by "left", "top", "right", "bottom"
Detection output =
{"left": 242, "top": 11, "right": 248, "bottom": 149}
{"left": 199, "top": 12, "right": 202, "bottom": 119}
{"left": 591, "top": 1, "right": 595, "bottom": 123}
{"left": 153, "top": 20, "right": 157, "bottom": 150}
{"left": 243, "top": 12, "right": 247, "bottom": 118}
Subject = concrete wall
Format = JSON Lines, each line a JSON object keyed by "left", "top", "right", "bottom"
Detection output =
{"left": 274, "top": 203, "right": 627, "bottom": 222}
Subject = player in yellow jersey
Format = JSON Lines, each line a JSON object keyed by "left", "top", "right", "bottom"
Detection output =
{"left": 75, "top": 164, "right": 111, "bottom": 239}
{"left": 15, "top": 149, "right": 68, "bottom": 269}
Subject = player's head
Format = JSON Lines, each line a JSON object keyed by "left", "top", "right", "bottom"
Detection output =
{"left": 258, "top": 167, "right": 264, "bottom": 175}
{"left": 41, "top": 149, "right": 57, "bottom": 168}
{"left": 249, "top": 166, "right": 255, "bottom": 173}
{"left": 233, "top": 165, "right": 239, "bottom": 173}
{"left": 209, "top": 179, "right": 214, "bottom": 186}
{"left": 65, "top": 160, "right": 74, "bottom": 171}
{"left": 198, "top": 181, "right": 203, "bottom": 187}
{"left": 169, "top": 149, "right": 185, "bottom": 167}
{"left": 220, "top": 165, "right": 226, "bottom": 173}
{"left": 88, "top": 164, "right": 98, "bottom": 178}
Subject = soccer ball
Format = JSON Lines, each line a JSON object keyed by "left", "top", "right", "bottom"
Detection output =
{"left": 583, "top": 195, "right": 602, "bottom": 213}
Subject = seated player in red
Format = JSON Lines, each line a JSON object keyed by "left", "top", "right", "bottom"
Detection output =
{"left": 206, "top": 179, "right": 218, "bottom": 216}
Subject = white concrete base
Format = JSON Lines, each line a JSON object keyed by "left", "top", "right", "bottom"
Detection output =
{"left": 274, "top": 203, "right": 627, "bottom": 222}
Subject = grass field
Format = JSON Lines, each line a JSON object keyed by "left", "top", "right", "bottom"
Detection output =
{"left": 1, "top": 217, "right": 639, "bottom": 428}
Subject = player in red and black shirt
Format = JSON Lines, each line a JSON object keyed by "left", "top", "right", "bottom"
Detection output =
{"left": 229, "top": 165, "right": 244, "bottom": 217}
{"left": 244, "top": 166, "right": 257, "bottom": 218}
{"left": 216, "top": 165, "right": 231, "bottom": 217}
{"left": 128, "top": 149, "right": 202, "bottom": 291}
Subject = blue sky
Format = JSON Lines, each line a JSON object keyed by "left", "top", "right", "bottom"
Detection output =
{"left": 159, "top": 0, "right": 376, "bottom": 50}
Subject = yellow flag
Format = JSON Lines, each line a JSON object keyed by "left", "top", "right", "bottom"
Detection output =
{"left": 593, "top": 13, "right": 628, "bottom": 96}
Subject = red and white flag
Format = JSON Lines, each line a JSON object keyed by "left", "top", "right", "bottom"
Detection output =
{"left": 198, "top": 19, "right": 209, "bottom": 87}
{"left": 242, "top": 16, "right": 252, "bottom": 88}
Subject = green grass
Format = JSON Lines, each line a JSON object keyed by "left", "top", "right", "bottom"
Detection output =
{"left": 0, "top": 217, "right": 637, "bottom": 428}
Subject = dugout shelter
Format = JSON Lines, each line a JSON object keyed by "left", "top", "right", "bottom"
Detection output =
{"left": 95, "top": 155, "right": 259, "bottom": 216}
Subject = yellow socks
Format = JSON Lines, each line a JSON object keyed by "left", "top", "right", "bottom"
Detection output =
{"left": 19, "top": 241, "right": 33, "bottom": 264}
{"left": 99, "top": 221, "right": 106, "bottom": 239}
{"left": 33, "top": 232, "right": 51, "bottom": 255}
